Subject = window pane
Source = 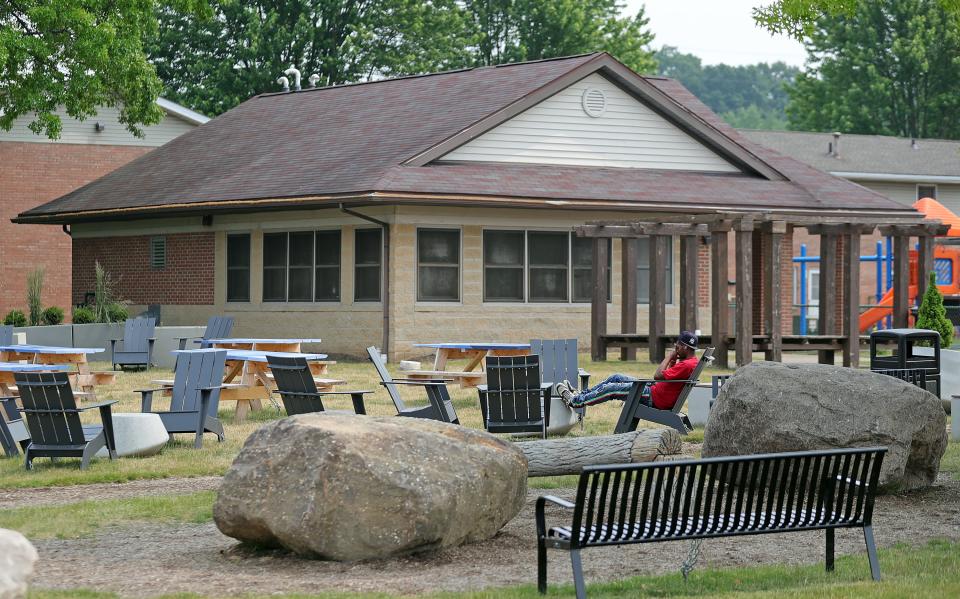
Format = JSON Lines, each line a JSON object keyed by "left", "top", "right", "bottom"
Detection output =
{"left": 288, "top": 268, "right": 312, "bottom": 301}
{"left": 289, "top": 232, "right": 314, "bottom": 268}
{"left": 227, "top": 269, "right": 250, "bottom": 303}
{"left": 572, "top": 237, "right": 610, "bottom": 302}
{"left": 263, "top": 268, "right": 286, "bottom": 302}
{"left": 315, "top": 267, "right": 340, "bottom": 301}
{"left": 418, "top": 229, "right": 459, "bottom": 264}
{"left": 263, "top": 233, "right": 287, "bottom": 267}
{"left": 484, "top": 231, "right": 524, "bottom": 266}
{"left": 355, "top": 229, "right": 382, "bottom": 265}
{"left": 530, "top": 268, "right": 568, "bottom": 301}
{"left": 419, "top": 266, "right": 459, "bottom": 301}
{"left": 918, "top": 185, "right": 937, "bottom": 200}
{"left": 485, "top": 268, "right": 523, "bottom": 301}
{"left": 355, "top": 266, "right": 381, "bottom": 302}
{"left": 529, "top": 232, "right": 568, "bottom": 266}
{"left": 572, "top": 236, "right": 594, "bottom": 267}
{"left": 315, "top": 230, "right": 340, "bottom": 266}
{"left": 227, "top": 234, "right": 250, "bottom": 268}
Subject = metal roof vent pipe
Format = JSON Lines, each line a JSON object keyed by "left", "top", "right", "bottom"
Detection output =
{"left": 831, "top": 131, "right": 841, "bottom": 157}
{"left": 284, "top": 65, "right": 302, "bottom": 91}
{"left": 308, "top": 74, "right": 320, "bottom": 88}
{"left": 277, "top": 76, "right": 290, "bottom": 92}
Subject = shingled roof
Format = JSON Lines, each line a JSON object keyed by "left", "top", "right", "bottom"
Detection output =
{"left": 16, "top": 53, "right": 920, "bottom": 224}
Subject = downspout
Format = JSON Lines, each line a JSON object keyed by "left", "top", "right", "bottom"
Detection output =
{"left": 340, "top": 204, "right": 390, "bottom": 358}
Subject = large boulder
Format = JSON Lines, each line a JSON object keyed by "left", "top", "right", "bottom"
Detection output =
{"left": 214, "top": 414, "right": 528, "bottom": 560}
{"left": 0, "top": 529, "right": 38, "bottom": 599}
{"left": 703, "top": 362, "right": 947, "bottom": 492}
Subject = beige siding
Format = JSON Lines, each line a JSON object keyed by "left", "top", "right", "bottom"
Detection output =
{"left": 0, "top": 106, "right": 196, "bottom": 147}
{"left": 439, "top": 73, "right": 740, "bottom": 172}
{"left": 855, "top": 180, "right": 960, "bottom": 214}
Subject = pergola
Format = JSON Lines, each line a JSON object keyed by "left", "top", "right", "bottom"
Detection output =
{"left": 575, "top": 214, "right": 949, "bottom": 368}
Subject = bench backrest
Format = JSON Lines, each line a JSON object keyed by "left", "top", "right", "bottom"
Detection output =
{"left": 122, "top": 317, "right": 156, "bottom": 351}
{"left": 15, "top": 372, "right": 85, "bottom": 448}
{"left": 0, "top": 325, "right": 12, "bottom": 346}
{"left": 202, "top": 316, "right": 234, "bottom": 346}
{"left": 366, "top": 346, "right": 407, "bottom": 413}
{"left": 169, "top": 349, "right": 226, "bottom": 416}
{"left": 566, "top": 447, "right": 886, "bottom": 549}
{"left": 483, "top": 354, "right": 544, "bottom": 427}
{"left": 267, "top": 354, "right": 324, "bottom": 415}
{"left": 531, "top": 338, "right": 580, "bottom": 390}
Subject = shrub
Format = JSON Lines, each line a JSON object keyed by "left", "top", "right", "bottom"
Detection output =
{"left": 916, "top": 271, "right": 954, "bottom": 347}
{"left": 42, "top": 306, "right": 64, "bottom": 325}
{"left": 26, "top": 268, "right": 44, "bottom": 326}
{"left": 107, "top": 303, "right": 129, "bottom": 323}
{"left": 3, "top": 310, "right": 27, "bottom": 327}
{"left": 72, "top": 306, "right": 95, "bottom": 324}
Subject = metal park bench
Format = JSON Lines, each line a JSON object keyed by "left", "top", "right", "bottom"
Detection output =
{"left": 536, "top": 447, "right": 886, "bottom": 598}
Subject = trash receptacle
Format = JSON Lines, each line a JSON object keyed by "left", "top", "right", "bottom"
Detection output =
{"left": 869, "top": 328, "right": 941, "bottom": 397}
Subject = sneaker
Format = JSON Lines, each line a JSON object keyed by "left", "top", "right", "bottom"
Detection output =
{"left": 555, "top": 381, "right": 575, "bottom": 407}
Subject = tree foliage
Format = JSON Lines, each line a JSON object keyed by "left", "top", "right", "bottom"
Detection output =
{"left": 916, "top": 271, "right": 954, "bottom": 347}
{"left": 786, "top": 0, "right": 960, "bottom": 139}
{"left": 0, "top": 0, "right": 210, "bottom": 138}
{"left": 753, "top": 0, "right": 960, "bottom": 38}
{"left": 656, "top": 46, "right": 799, "bottom": 130}
{"left": 148, "top": 0, "right": 657, "bottom": 116}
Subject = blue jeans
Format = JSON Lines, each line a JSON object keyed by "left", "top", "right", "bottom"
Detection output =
{"left": 567, "top": 374, "right": 652, "bottom": 408}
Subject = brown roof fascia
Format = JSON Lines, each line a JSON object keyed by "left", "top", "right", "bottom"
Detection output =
{"left": 403, "top": 53, "right": 786, "bottom": 181}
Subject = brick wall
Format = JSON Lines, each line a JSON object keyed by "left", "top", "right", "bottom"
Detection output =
{"left": 73, "top": 232, "right": 215, "bottom": 305}
{"left": 0, "top": 142, "right": 152, "bottom": 316}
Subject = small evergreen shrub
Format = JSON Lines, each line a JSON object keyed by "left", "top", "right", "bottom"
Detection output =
{"left": 72, "top": 306, "right": 95, "bottom": 324}
{"left": 3, "top": 310, "right": 27, "bottom": 327}
{"left": 107, "top": 303, "right": 129, "bottom": 323}
{"left": 42, "top": 306, "right": 64, "bottom": 325}
{"left": 915, "top": 271, "right": 954, "bottom": 347}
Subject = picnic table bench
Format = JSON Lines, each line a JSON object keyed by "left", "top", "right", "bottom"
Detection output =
{"left": 408, "top": 343, "right": 531, "bottom": 388}
{"left": 0, "top": 345, "right": 116, "bottom": 399}
{"left": 536, "top": 447, "right": 886, "bottom": 598}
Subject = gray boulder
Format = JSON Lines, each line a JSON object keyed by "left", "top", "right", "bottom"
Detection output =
{"left": 703, "top": 361, "right": 947, "bottom": 492}
{"left": 214, "top": 414, "right": 528, "bottom": 560}
{"left": 0, "top": 528, "right": 38, "bottom": 599}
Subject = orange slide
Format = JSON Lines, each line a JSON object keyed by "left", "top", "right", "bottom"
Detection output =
{"left": 859, "top": 285, "right": 917, "bottom": 333}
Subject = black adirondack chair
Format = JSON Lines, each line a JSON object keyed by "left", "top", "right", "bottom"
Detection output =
{"left": 477, "top": 354, "right": 552, "bottom": 439}
{"left": 111, "top": 317, "right": 156, "bottom": 370}
{"left": 267, "top": 354, "right": 370, "bottom": 416}
{"left": 0, "top": 325, "right": 13, "bottom": 346}
{"left": 614, "top": 347, "right": 715, "bottom": 435}
{"left": 139, "top": 349, "right": 226, "bottom": 448}
{"left": 14, "top": 372, "right": 117, "bottom": 470}
{"left": 176, "top": 315, "right": 235, "bottom": 350}
{"left": 531, "top": 338, "right": 591, "bottom": 428}
{"left": 0, "top": 397, "right": 29, "bottom": 457}
{"left": 366, "top": 346, "right": 459, "bottom": 424}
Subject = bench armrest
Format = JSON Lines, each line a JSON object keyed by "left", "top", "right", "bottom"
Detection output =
{"left": 382, "top": 380, "right": 451, "bottom": 387}
{"left": 79, "top": 400, "right": 119, "bottom": 411}
{"left": 535, "top": 495, "right": 576, "bottom": 540}
{"left": 391, "top": 377, "right": 454, "bottom": 383}
{"left": 539, "top": 495, "right": 575, "bottom": 509}
{"left": 134, "top": 387, "right": 166, "bottom": 394}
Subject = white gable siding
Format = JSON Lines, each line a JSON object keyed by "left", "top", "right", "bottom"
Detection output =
{"left": 0, "top": 105, "right": 196, "bottom": 147}
{"left": 439, "top": 73, "right": 740, "bottom": 172}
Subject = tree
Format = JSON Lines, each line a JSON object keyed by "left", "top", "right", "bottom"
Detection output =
{"left": 753, "top": 0, "right": 960, "bottom": 38}
{"left": 0, "top": 0, "right": 210, "bottom": 139}
{"left": 915, "top": 271, "right": 954, "bottom": 347}
{"left": 786, "top": 0, "right": 960, "bottom": 139}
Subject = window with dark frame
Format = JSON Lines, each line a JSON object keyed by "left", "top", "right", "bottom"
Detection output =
{"left": 528, "top": 231, "right": 569, "bottom": 302}
{"left": 483, "top": 230, "right": 525, "bottom": 301}
{"left": 572, "top": 236, "right": 611, "bottom": 302}
{"left": 315, "top": 230, "right": 341, "bottom": 302}
{"left": 226, "top": 233, "right": 251, "bottom": 302}
{"left": 917, "top": 184, "right": 937, "bottom": 200}
{"left": 417, "top": 228, "right": 460, "bottom": 302}
{"left": 262, "top": 232, "right": 288, "bottom": 302}
{"left": 637, "top": 236, "right": 674, "bottom": 304}
{"left": 354, "top": 228, "right": 383, "bottom": 302}
{"left": 287, "top": 231, "right": 314, "bottom": 301}
{"left": 263, "top": 230, "right": 342, "bottom": 303}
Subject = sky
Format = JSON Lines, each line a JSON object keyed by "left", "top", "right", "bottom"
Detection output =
{"left": 624, "top": 0, "right": 809, "bottom": 67}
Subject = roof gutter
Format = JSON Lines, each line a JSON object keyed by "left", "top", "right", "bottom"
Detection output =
{"left": 831, "top": 172, "right": 960, "bottom": 184}
{"left": 340, "top": 204, "right": 390, "bottom": 359}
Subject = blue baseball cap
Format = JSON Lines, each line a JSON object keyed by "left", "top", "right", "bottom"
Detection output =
{"left": 678, "top": 331, "right": 698, "bottom": 349}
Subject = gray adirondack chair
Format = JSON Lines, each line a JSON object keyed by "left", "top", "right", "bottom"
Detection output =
{"left": 366, "top": 346, "right": 459, "bottom": 424}
{"left": 477, "top": 354, "right": 552, "bottom": 439}
{"left": 14, "top": 372, "right": 117, "bottom": 470}
{"left": 531, "top": 338, "right": 591, "bottom": 428}
{"left": 0, "top": 325, "right": 13, "bottom": 346}
{"left": 267, "top": 354, "right": 370, "bottom": 415}
{"left": 139, "top": 349, "right": 226, "bottom": 448}
{"left": 176, "top": 315, "right": 235, "bottom": 350}
{"left": 0, "top": 397, "right": 29, "bottom": 457}
{"left": 614, "top": 347, "right": 715, "bottom": 435}
{"left": 111, "top": 317, "right": 156, "bottom": 370}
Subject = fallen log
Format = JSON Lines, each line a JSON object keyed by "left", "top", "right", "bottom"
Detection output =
{"left": 516, "top": 429, "right": 683, "bottom": 477}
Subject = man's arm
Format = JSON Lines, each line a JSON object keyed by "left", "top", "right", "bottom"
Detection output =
{"left": 653, "top": 348, "right": 678, "bottom": 380}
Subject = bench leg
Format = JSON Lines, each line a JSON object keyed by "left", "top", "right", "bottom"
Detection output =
{"left": 570, "top": 549, "right": 586, "bottom": 599}
{"left": 864, "top": 525, "right": 881, "bottom": 581}
{"left": 537, "top": 538, "right": 547, "bottom": 594}
{"left": 825, "top": 528, "right": 835, "bottom": 572}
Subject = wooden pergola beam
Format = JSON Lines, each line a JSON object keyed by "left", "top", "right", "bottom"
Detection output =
{"left": 878, "top": 223, "right": 951, "bottom": 236}
{"left": 576, "top": 223, "right": 709, "bottom": 238}
{"left": 805, "top": 223, "right": 876, "bottom": 235}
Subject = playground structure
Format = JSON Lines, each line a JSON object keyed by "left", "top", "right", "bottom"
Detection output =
{"left": 795, "top": 198, "right": 960, "bottom": 335}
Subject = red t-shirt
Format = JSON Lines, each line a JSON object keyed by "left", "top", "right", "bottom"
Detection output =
{"left": 649, "top": 356, "right": 699, "bottom": 410}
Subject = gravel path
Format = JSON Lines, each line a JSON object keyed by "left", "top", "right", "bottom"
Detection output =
{"left": 0, "top": 477, "right": 223, "bottom": 509}
{"left": 26, "top": 473, "right": 960, "bottom": 597}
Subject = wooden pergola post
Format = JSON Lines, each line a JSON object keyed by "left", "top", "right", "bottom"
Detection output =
{"left": 843, "top": 229, "right": 863, "bottom": 367}
{"left": 892, "top": 234, "right": 911, "bottom": 329}
{"left": 917, "top": 233, "right": 935, "bottom": 299}
{"left": 763, "top": 221, "right": 786, "bottom": 362}
{"left": 591, "top": 237, "right": 609, "bottom": 361}
{"left": 620, "top": 239, "right": 638, "bottom": 361}
{"left": 818, "top": 231, "right": 839, "bottom": 364}
{"left": 649, "top": 235, "right": 668, "bottom": 363}
{"left": 709, "top": 222, "right": 731, "bottom": 369}
{"left": 679, "top": 235, "right": 699, "bottom": 333}
{"left": 734, "top": 218, "right": 754, "bottom": 366}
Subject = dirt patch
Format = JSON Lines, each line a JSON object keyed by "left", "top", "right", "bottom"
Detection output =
{"left": 0, "top": 477, "right": 222, "bottom": 509}
{"left": 28, "top": 473, "right": 960, "bottom": 597}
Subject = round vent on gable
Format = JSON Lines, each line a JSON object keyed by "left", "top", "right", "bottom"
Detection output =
{"left": 581, "top": 88, "right": 606, "bottom": 117}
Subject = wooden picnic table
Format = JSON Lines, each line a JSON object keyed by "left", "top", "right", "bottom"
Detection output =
{"left": 0, "top": 362, "right": 71, "bottom": 396}
{"left": 206, "top": 338, "right": 323, "bottom": 353}
{"left": 164, "top": 349, "right": 340, "bottom": 422}
{"left": 0, "top": 345, "right": 116, "bottom": 399}
{"left": 408, "top": 342, "right": 532, "bottom": 388}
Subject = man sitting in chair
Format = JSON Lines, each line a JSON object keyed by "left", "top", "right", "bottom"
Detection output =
{"left": 557, "top": 331, "right": 699, "bottom": 411}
